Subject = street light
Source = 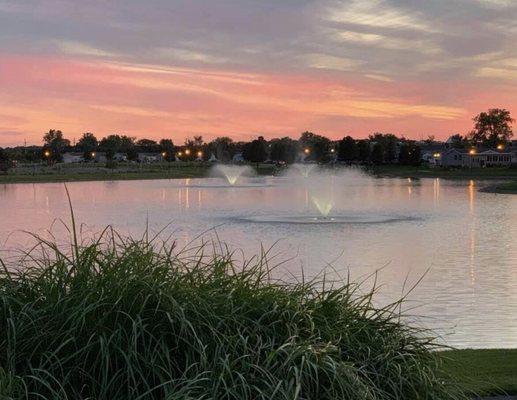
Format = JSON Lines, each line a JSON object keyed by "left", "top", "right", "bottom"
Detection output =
{"left": 44, "top": 150, "right": 51, "bottom": 158}
{"left": 469, "top": 149, "right": 476, "bottom": 155}
{"left": 177, "top": 151, "right": 183, "bottom": 157}
{"left": 197, "top": 151, "right": 203, "bottom": 158}
{"left": 330, "top": 148, "right": 335, "bottom": 153}
{"left": 162, "top": 152, "right": 167, "bottom": 158}
{"left": 304, "top": 148, "right": 310, "bottom": 155}
{"left": 185, "top": 149, "right": 191, "bottom": 156}
{"left": 91, "top": 152, "right": 96, "bottom": 158}
{"left": 497, "top": 144, "right": 504, "bottom": 150}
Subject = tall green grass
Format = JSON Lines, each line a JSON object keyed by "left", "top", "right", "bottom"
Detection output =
{"left": 0, "top": 203, "right": 466, "bottom": 399}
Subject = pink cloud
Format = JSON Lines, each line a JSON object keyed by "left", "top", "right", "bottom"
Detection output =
{"left": 0, "top": 54, "right": 515, "bottom": 146}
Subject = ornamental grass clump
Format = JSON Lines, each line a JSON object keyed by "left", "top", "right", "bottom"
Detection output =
{"left": 0, "top": 200, "right": 465, "bottom": 399}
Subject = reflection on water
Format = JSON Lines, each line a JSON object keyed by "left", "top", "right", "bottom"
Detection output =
{"left": 1, "top": 177, "right": 517, "bottom": 349}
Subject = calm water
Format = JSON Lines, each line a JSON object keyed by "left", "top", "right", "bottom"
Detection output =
{"left": 1, "top": 172, "right": 517, "bottom": 348}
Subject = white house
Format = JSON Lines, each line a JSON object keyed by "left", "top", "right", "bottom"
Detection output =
{"left": 138, "top": 152, "right": 162, "bottom": 163}
{"left": 434, "top": 149, "right": 514, "bottom": 167}
{"left": 62, "top": 152, "right": 84, "bottom": 164}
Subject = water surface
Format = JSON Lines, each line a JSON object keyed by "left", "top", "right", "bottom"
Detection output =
{"left": 1, "top": 175, "right": 516, "bottom": 348}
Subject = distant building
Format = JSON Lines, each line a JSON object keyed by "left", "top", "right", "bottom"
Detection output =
{"left": 138, "top": 153, "right": 162, "bottom": 163}
{"left": 113, "top": 153, "right": 128, "bottom": 162}
{"left": 62, "top": 152, "right": 84, "bottom": 164}
{"left": 232, "top": 152, "right": 244, "bottom": 163}
{"left": 434, "top": 149, "right": 514, "bottom": 167}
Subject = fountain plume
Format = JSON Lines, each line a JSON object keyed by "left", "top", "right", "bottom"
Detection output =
{"left": 212, "top": 165, "right": 253, "bottom": 186}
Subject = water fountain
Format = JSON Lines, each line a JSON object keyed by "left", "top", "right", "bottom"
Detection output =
{"left": 292, "top": 163, "right": 316, "bottom": 178}
{"left": 238, "top": 167, "right": 417, "bottom": 225}
{"left": 213, "top": 165, "right": 251, "bottom": 186}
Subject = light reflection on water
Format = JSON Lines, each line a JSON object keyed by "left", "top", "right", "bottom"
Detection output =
{"left": 1, "top": 176, "right": 517, "bottom": 348}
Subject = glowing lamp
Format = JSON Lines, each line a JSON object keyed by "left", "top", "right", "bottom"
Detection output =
{"left": 44, "top": 150, "right": 51, "bottom": 157}
{"left": 304, "top": 148, "right": 310, "bottom": 154}
{"left": 497, "top": 144, "right": 504, "bottom": 150}
{"left": 185, "top": 149, "right": 191, "bottom": 155}
{"left": 469, "top": 149, "right": 476, "bottom": 155}
{"left": 197, "top": 151, "right": 203, "bottom": 158}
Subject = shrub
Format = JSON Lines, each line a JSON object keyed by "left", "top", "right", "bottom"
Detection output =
{"left": 0, "top": 203, "right": 466, "bottom": 399}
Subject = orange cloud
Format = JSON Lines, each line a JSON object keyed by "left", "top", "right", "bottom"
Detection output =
{"left": 0, "top": 54, "right": 514, "bottom": 146}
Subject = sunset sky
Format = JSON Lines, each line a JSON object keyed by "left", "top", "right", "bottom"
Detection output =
{"left": 1, "top": 0, "right": 516, "bottom": 147}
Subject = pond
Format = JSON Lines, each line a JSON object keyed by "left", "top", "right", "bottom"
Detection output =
{"left": 1, "top": 169, "right": 516, "bottom": 348}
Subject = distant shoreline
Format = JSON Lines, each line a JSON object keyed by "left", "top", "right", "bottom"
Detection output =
{"left": 1, "top": 164, "right": 517, "bottom": 187}
{"left": 478, "top": 181, "right": 517, "bottom": 194}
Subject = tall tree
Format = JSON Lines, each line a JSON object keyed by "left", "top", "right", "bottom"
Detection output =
{"left": 369, "top": 133, "right": 398, "bottom": 163}
{"left": 299, "top": 131, "right": 331, "bottom": 162}
{"left": 77, "top": 132, "right": 98, "bottom": 160}
{"left": 357, "top": 140, "right": 371, "bottom": 163}
{"left": 469, "top": 108, "right": 514, "bottom": 146}
{"left": 398, "top": 143, "right": 421, "bottom": 166}
{"left": 0, "top": 147, "right": 11, "bottom": 173}
{"left": 43, "top": 129, "right": 70, "bottom": 162}
{"left": 269, "top": 137, "right": 298, "bottom": 164}
{"left": 208, "top": 137, "right": 234, "bottom": 162}
{"left": 371, "top": 143, "right": 384, "bottom": 165}
{"left": 159, "top": 139, "right": 175, "bottom": 162}
{"left": 137, "top": 139, "right": 159, "bottom": 152}
{"left": 99, "top": 135, "right": 136, "bottom": 160}
{"left": 338, "top": 136, "right": 358, "bottom": 162}
{"left": 243, "top": 136, "right": 268, "bottom": 163}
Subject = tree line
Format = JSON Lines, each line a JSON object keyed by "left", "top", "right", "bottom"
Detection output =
{"left": 0, "top": 108, "right": 513, "bottom": 170}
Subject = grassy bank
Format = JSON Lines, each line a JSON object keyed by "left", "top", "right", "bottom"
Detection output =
{"left": 3, "top": 162, "right": 517, "bottom": 185}
{"left": 0, "top": 211, "right": 465, "bottom": 399}
{"left": 0, "top": 162, "right": 278, "bottom": 184}
{"left": 441, "top": 349, "right": 517, "bottom": 396}
{"left": 479, "top": 181, "right": 517, "bottom": 194}
{"left": 368, "top": 165, "right": 517, "bottom": 180}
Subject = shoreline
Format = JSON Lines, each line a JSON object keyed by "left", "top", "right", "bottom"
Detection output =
{"left": 1, "top": 164, "right": 517, "bottom": 191}
{"left": 478, "top": 181, "right": 517, "bottom": 194}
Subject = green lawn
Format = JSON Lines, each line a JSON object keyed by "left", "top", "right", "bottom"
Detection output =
{"left": 0, "top": 163, "right": 279, "bottom": 184}
{"left": 441, "top": 349, "right": 517, "bottom": 396}
{"left": 478, "top": 181, "right": 517, "bottom": 194}
{"left": 368, "top": 165, "right": 517, "bottom": 180}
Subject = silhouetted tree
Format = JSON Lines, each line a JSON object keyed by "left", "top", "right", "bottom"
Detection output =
{"left": 369, "top": 133, "right": 398, "bottom": 163}
{"left": 469, "top": 108, "right": 514, "bottom": 146}
{"left": 338, "top": 136, "right": 358, "bottom": 162}
{"left": 0, "top": 147, "right": 11, "bottom": 173}
{"left": 371, "top": 143, "right": 384, "bottom": 165}
{"left": 99, "top": 135, "right": 136, "bottom": 160}
{"left": 398, "top": 143, "right": 421, "bottom": 166}
{"left": 77, "top": 132, "right": 98, "bottom": 161}
{"left": 243, "top": 136, "right": 268, "bottom": 163}
{"left": 43, "top": 129, "right": 70, "bottom": 162}
{"left": 357, "top": 140, "right": 371, "bottom": 163}
{"left": 299, "top": 131, "right": 331, "bottom": 162}
{"left": 269, "top": 137, "right": 298, "bottom": 164}
{"left": 208, "top": 137, "right": 234, "bottom": 162}
{"left": 159, "top": 139, "right": 175, "bottom": 162}
{"left": 137, "top": 139, "right": 160, "bottom": 152}
{"left": 446, "top": 134, "right": 468, "bottom": 149}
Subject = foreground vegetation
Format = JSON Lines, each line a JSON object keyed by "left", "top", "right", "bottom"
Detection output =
{"left": 0, "top": 206, "right": 465, "bottom": 399}
{"left": 441, "top": 349, "right": 517, "bottom": 396}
